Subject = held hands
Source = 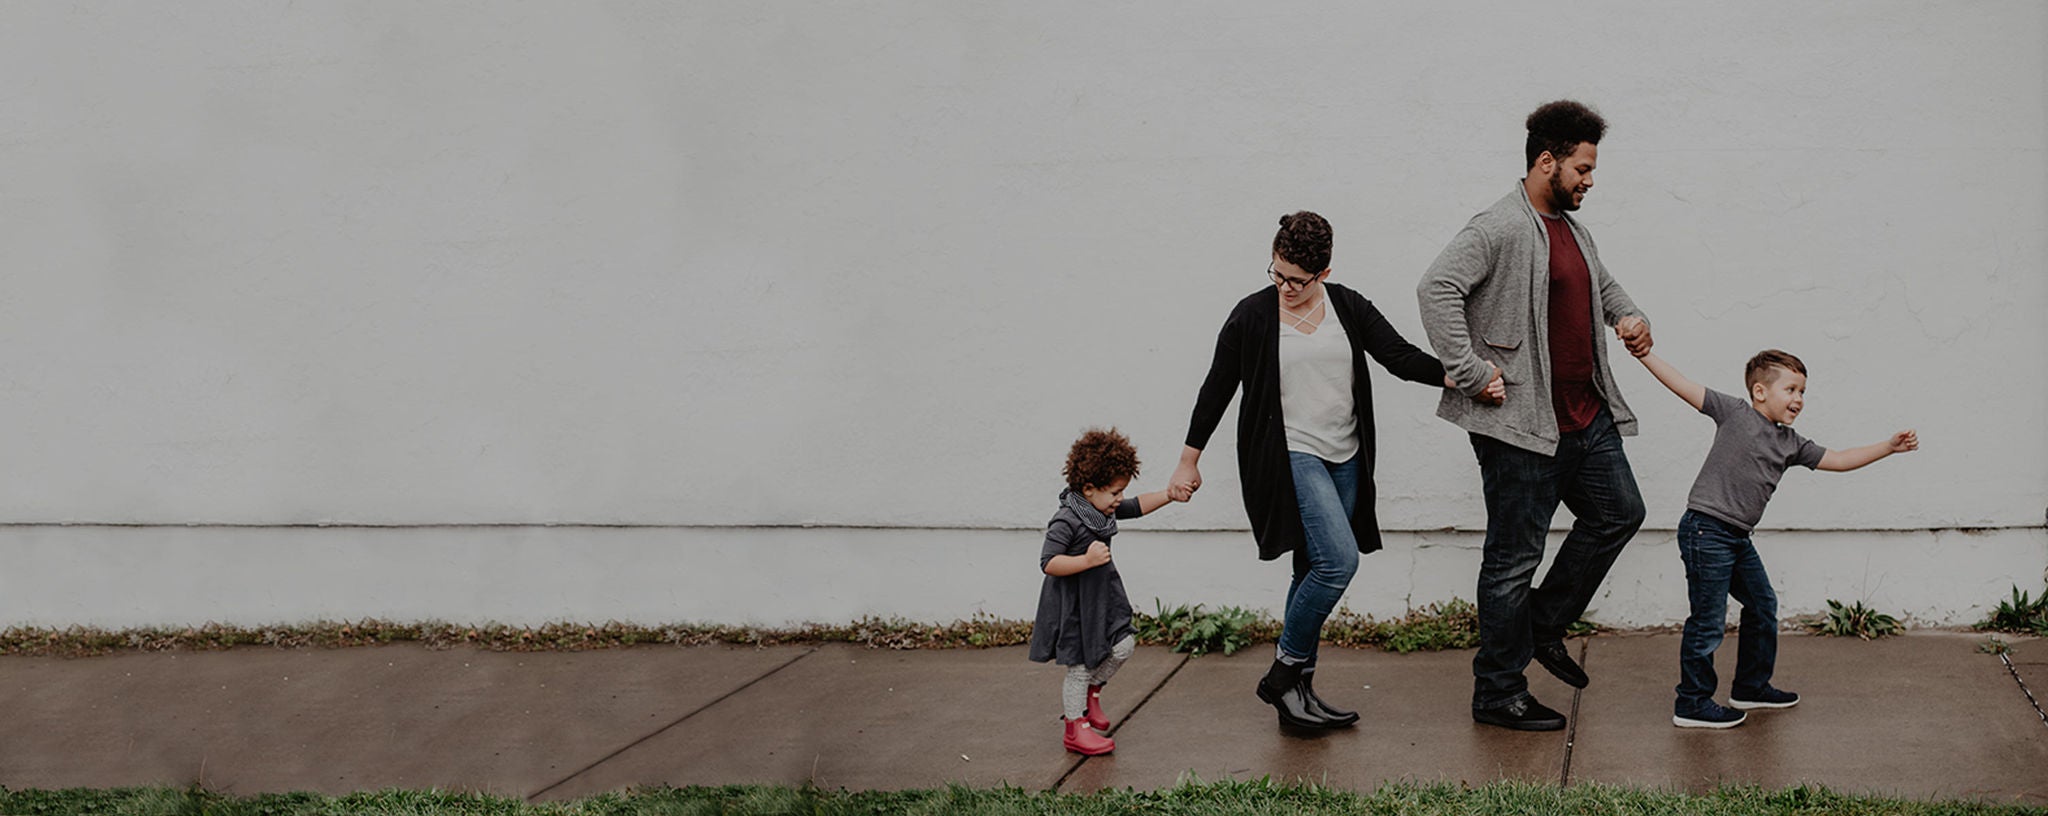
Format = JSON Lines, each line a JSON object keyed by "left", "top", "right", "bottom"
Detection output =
{"left": 1615, "top": 316, "right": 1653, "bottom": 357}
{"left": 1888, "top": 429, "right": 1919, "bottom": 453}
{"left": 1479, "top": 364, "right": 1505, "bottom": 405}
{"left": 1086, "top": 540, "right": 1112, "bottom": 567}
{"left": 1169, "top": 462, "right": 1201, "bottom": 503}
{"left": 1449, "top": 364, "right": 1506, "bottom": 406}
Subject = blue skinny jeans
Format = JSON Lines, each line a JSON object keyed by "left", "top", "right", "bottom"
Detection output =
{"left": 1277, "top": 451, "right": 1361, "bottom": 662}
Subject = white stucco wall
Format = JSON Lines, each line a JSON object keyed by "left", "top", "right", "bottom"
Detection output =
{"left": 0, "top": 2, "right": 2042, "bottom": 628}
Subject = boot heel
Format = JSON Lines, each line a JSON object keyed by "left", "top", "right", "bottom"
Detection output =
{"left": 1063, "top": 717, "right": 1115, "bottom": 755}
{"left": 1257, "top": 659, "right": 1339, "bottom": 730}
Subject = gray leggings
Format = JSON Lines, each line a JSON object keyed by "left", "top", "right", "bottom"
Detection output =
{"left": 1062, "top": 634, "right": 1136, "bottom": 720}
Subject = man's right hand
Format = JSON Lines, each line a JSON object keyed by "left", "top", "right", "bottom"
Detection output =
{"left": 1472, "top": 363, "right": 1505, "bottom": 405}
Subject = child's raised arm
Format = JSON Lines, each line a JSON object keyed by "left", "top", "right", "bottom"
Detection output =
{"left": 1818, "top": 430, "right": 1918, "bottom": 472}
{"left": 1636, "top": 351, "right": 1706, "bottom": 412}
{"left": 1130, "top": 488, "right": 1182, "bottom": 517}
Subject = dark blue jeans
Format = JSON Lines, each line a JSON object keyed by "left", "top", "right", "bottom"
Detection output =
{"left": 1278, "top": 452, "right": 1360, "bottom": 662}
{"left": 1470, "top": 407, "right": 1645, "bottom": 711}
{"left": 1674, "top": 509, "right": 1778, "bottom": 715}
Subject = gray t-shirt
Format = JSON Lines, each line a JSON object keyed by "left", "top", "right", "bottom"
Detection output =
{"left": 1685, "top": 388, "right": 1827, "bottom": 533}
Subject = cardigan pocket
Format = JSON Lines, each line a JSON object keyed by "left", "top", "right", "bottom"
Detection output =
{"left": 1479, "top": 335, "right": 1525, "bottom": 385}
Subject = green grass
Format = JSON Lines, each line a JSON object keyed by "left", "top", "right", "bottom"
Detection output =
{"left": 1976, "top": 585, "right": 2048, "bottom": 637}
{"left": 1134, "top": 602, "right": 1272, "bottom": 656}
{"left": 1325, "top": 600, "right": 1481, "bottom": 653}
{"left": 0, "top": 780, "right": 2040, "bottom": 815}
{"left": 0, "top": 596, "right": 1925, "bottom": 660}
{"left": 1806, "top": 600, "right": 1902, "bottom": 640}
{"left": 1130, "top": 600, "right": 1490, "bottom": 657}
{"left": 0, "top": 615, "right": 1041, "bottom": 658}
{"left": 0, "top": 601, "right": 1500, "bottom": 659}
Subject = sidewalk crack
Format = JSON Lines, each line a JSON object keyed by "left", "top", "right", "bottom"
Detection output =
{"left": 524, "top": 646, "right": 817, "bottom": 801}
{"left": 1559, "top": 638, "right": 1586, "bottom": 787}
{"left": 1999, "top": 652, "right": 2048, "bottom": 730}
{"left": 1051, "top": 651, "right": 1190, "bottom": 793}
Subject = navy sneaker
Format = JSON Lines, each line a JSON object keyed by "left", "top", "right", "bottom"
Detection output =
{"left": 1673, "top": 701, "right": 1747, "bottom": 729}
{"left": 1731, "top": 686, "right": 1800, "bottom": 710}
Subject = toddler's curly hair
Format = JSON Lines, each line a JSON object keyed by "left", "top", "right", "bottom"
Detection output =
{"left": 1064, "top": 427, "right": 1141, "bottom": 491}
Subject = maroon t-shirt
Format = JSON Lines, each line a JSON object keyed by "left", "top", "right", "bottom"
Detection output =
{"left": 1542, "top": 214, "right": 1602, "bottom": 433}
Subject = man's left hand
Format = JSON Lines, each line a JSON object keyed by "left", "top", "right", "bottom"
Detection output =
{"left": 1616, "top": 316, "right": 1653, "bottom": 357}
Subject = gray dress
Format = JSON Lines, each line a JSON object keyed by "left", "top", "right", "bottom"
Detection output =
{"left": 1027, "top": 490, "right": 1139, "bottom": 668}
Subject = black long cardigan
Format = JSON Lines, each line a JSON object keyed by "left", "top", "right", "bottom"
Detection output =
{"left": 1184, "top": 283, "right": 1445, "bottom": 561}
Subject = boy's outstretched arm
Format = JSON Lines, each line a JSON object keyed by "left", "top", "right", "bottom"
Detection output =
{"left": 1636, "top": 351, "right": 1705, "bottom": 412}
{"left": 1818, "top": 430, "right": 1918, "bottom": 472}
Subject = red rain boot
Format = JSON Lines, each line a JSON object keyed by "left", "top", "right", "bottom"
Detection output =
{"left": 1085, "top": 684, "right": 1111, "bottom": 731}
{"left": 1063, "top": 717, "right": 1115, "bottom": 755}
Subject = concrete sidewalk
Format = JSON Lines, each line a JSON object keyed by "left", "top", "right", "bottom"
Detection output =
{"left": 1, "top": 632, "right": 2042, "bottom": 805}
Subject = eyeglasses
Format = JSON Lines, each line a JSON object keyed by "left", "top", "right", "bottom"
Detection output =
{"left": 1268, "top": 263, "right": 1319, "bottom": 292}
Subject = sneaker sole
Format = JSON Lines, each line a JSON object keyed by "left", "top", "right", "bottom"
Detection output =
{"left": 1729, "top": 698, "right": 1798, "bottom": 710}
{"left": 1473, "top": 712, "right": 1567, "bottom": 731}
{"left": 1672, "top": 713, "right": 1747, "bottom": 729}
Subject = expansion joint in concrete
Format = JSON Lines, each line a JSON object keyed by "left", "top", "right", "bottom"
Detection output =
{"left": 1999, "top": 652, "right": 2048, "bottom": 731}
{"left": 1051, "top": 652, "right": 1192, "bottom": 793}
{"left": 1559, "top": 639, "right": 1586, "bottom": 787}
{"left": 523, "top": 646, "right": 818, "bottom": 801}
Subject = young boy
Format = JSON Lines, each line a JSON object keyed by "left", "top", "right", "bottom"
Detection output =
{"left": 1027, "top": 427, "right": 1185, "bottom": 755}
{"left": 1636, "top": 348, "right": 1917, "bottom": 729}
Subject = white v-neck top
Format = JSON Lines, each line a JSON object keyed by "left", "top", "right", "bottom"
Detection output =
{"left": 1277, "top": 300, "right": 1358, "bottom": 462}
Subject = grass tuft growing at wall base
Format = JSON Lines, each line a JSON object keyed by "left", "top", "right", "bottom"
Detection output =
{"left": 0, "top": 599, "right": 1500, "bottom": 658}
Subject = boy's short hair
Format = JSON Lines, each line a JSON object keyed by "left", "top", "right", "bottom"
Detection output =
{"left": 1525, "top": 100, "right": 1607, "bottom": 170}
{"left": 1064, "top": 427, "right": 1140, "bottom": 491}
{"left": 1744, "top": 349, "right": 1808, "bottom": 392}
{"left": 1273, "top": 211, "right": 1332, "bottom": 274}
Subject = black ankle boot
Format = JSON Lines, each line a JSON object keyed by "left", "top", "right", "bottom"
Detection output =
{"left": 1298, "top": 660, "right": 1359, "bottom": 726}
{"left": 1256, "top": 659, "right": 1339, "bottom": 729}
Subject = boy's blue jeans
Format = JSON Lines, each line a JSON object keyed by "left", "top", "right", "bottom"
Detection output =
{"left": 1278, "top": 451, "right": 1360, "bottom": 662}
{"left": 1675, "top": 509, "right": 1779, "bottom": 715}
{"left": 1469, "top": 407, "right": 1645, "bottom": 711}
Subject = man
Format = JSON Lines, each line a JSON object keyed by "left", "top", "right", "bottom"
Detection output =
{"left": 1417, "top": 100, "right": 1651, "bottom": 731}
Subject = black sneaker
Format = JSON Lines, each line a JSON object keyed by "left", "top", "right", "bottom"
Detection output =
{"left": 1472, "top": 696, "right": 1566, "bottom": 731}
{"left": 1731, "top": 686, "right": 1800, "bottom": 710}
{"left": 1673, "top": 701, "right": 1747, "bottom": 729}
{"left": 1532, "top": 640, "right": 1588, "bottom": 688}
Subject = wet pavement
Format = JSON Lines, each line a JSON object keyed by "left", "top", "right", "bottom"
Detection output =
{"left": 0, "top": 632, "right": 2041, "bottom": 805}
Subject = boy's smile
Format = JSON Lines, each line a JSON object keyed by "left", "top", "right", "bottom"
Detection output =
{"left": 1750, "top": 368, "right": 1806, "bottom": 426}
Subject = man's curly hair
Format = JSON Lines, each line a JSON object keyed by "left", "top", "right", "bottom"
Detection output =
{"left": 1525, "top": 99, "right": 1607, "bottom": 170}
{"left": 1064, "top": 427, "right": 1141, "bottom": 492}
{"left": 1273, "top": 211, "right": 1332, "bottom": 275}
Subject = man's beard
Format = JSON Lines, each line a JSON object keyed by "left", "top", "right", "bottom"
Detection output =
{"left": 1550, "top": 173, "right": 1582, "bottom": 212}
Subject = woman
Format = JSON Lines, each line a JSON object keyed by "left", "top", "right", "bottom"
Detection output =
{"left": 1171, "top": 211, "right": 1499, "bottom": 730}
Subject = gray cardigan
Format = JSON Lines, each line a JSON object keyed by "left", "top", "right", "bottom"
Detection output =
{"left": 1416, "top": 183, "right": 1648, "bottom": 455}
